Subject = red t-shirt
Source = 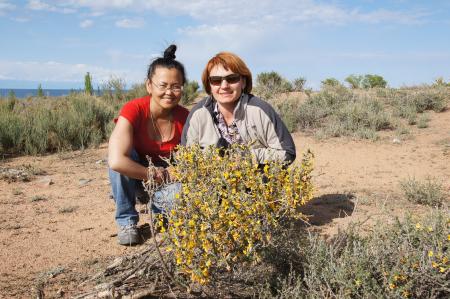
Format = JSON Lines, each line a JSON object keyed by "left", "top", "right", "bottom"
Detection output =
{"left": 118, "top": 95, "right": 189, "bottom": 164}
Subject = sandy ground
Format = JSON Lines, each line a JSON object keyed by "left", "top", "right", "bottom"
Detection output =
{"left": 0, "top": 109, "right": 449, "bottom": 298}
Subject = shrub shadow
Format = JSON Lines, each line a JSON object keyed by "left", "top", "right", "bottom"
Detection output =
{"left": 298, "top": 193, "right": 355, "bottom": 226}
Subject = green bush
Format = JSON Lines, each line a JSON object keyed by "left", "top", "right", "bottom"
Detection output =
{"left": 345, "top": 74, "right": 387, "bottom": 89}
{"left": 255, "top": 71, "right": 293, "bottom": 99}
{"left": 321, "top": 78, "right": 341, "bottom": 87}
{"left": 345, "top": 74, "right": 364, "bottom": 89}
{"left": 363, "top": 74, "right": 387, "bottom": 88}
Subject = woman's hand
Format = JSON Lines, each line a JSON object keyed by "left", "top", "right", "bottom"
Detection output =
{"left": 152, "top": 167, "right": 169, "bottom": 184}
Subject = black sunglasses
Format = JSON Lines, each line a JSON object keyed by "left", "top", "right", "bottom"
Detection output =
{"left": 209, "top": 74, "right": 241, "bottom": 86}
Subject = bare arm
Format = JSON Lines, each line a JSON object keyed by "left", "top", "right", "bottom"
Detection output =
{"left": 108, "top": 116, "right": 149, "bottom": 180}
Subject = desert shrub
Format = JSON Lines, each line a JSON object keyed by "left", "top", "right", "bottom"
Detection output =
{"left": 292, "top": 77, "right": 307, "bottom": 92}
{"left": 100, "top": 77, "right": 128, "bottom": 111}
{"left": 255, "top": 71, "right": 293, "bottom": 99}
{"left": 433, "top": 77, "right": 450, "bottom": 87}
{"left": 345, "top": 74, "right": 365, "bottom": 89}
{"left": 271, "top": 96, "right": 303, "bottom": 132}
{"left": 0, "top": 94, "right": 114, "bottom": 155}
{"left": 363, "top": 74, "right": 387, "bottom": 88}
{"left": 321, "top": 78, "right": 341, "bottom": 87}
{"left": 400, "top": 177, "right": 446, "bottom": 207}
{"left": 260, "top": 210, "right": 449, "bottom": 298}
{"left": 417, "top": 114, "right": 430, "bottom": 128}
{"left": 180, "top": 80, "right": 200, "bottom": 105}
{"left": 294, "top": 85, "right": 392, "bottom": 139}
{"left": 390, "top": 87, "right": 449, "bottom": 116}
{"left": 126, "top": 82, "right": 147, "bottom": 100}
{"left": 147, "top": 144, "right": 314, "bottom": 285}
{"left": 345, "top": 74, "right": 387, "bottom": 89}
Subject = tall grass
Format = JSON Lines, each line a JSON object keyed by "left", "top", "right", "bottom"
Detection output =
{"left": 0, "top": 93, "right": 115, "bottom": 155}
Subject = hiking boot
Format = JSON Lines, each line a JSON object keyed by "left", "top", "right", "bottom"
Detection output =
{"left": 117, "top": 224, "right": 141, "bottom": 246}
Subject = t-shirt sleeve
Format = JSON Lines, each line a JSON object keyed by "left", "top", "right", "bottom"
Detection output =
{"left": 119, "top": 100, "right": 141, "bottom": 129}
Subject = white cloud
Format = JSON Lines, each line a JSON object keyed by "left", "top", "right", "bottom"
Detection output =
{"left": 0, "top": 0, "right": 15, "bottom": 15}
{"left": 80, "top": 19, "right": 93, "bottom": 28}
{"left": 12, "top": 17, "right": 30, "bottom": 22}
{"left": 27, "top": 0, "right": 76, "bottom": 14}
{"left": 61, "top": 0, "right": 428, "bottom": 25}
{"left": 115, "top": 18, "right": 145, "bottom": 28}
{"left": 0, "top": 60, "right": 143, "bottom": 84}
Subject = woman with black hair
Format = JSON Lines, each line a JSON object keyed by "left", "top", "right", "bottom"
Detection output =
{"left": 108, "top": 45, "right": 189, "bottom": 245}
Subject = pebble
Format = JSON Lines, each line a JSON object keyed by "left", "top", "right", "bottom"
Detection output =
{"left": 39, "top": 177, "right": 54, "bottom": 187}
{"left": 392, "top": 138, "right": 401, "bottom": 144}
{"left": 79, "top": 178, "right": 93, "bottom": 186}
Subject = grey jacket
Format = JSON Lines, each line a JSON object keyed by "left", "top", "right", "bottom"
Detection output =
{"left": 181, "top": 93, "right": 296, "bottom": 164}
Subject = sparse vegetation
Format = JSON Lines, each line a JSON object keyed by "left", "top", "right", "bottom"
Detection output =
{"left": 59, "top": 206, "right": 79, "bottom": 214}
{"left": 31, "top": 195, "right": 47, "bottom": 202}
{"left": 0, "top": 164, "right": 45, "bottom": 182}
{"left": 400, "top": 177, "right": 446, "bottom": 207}
{"left": 259, "top": 210, "right": 449, "bottom": 298}
{"left": 254, "top": 71, "right": 293, "bottom": 99}
{"left": 1, "top": 74, "right": 448, "bottom": 155}
{"left": 181, "top": 79, "right": 200, "bottom": 105}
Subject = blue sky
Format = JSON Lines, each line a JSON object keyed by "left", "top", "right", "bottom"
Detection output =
{"left": 0, "top": 0, "right": 449, "bottom": 89}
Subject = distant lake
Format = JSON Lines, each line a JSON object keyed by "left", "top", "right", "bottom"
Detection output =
{"left": 0, "top": 88, "right": 100, "bottom": 98}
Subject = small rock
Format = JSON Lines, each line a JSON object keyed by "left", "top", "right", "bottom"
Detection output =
{"left": 79, "top": 178, "right": 93, "bottom": 186}
{"left": 39, "top": 177, "right": 54, "bottom": 187}
{"left": 95, "top": 159, "right": 106, "bottom": 165}
{"left": 392, "top": 138, "right": 401, "bottom": 144}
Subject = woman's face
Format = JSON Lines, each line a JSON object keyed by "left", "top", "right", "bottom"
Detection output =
{"left": 209, "top": 64, "right": 246, "bottom": 107}
{"left": 146, "top": 67, "right": 183, "bottom": 111}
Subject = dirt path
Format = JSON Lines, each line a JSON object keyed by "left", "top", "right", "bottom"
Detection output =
{"left": 1, "top": 110, "right": 449, "bottom": 298}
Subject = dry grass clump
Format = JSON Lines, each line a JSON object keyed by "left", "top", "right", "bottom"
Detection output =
{"left": 400, "top": 177, "right": 447, "bottom": 207}
{"left": 0, "top": 164, "right": 45, "bottom": 182}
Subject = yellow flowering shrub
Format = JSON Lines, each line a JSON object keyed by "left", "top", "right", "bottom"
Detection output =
{"left": 151, "top": 144, "right": 314, "bottom": 284}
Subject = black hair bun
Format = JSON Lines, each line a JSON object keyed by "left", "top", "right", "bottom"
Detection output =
{"left": 163, "top": 44, "right": 177, "bottom": 60}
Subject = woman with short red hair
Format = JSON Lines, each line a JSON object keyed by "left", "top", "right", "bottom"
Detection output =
{"left": 181, "top": 51, "right": 295, "bottom": 165}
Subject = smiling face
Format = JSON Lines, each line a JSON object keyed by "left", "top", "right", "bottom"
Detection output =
{"left": 209, "top": 64, "right": 246, "bottom": 109}
{"left": 146, "top": 67, "right": 183, "bottom": 111}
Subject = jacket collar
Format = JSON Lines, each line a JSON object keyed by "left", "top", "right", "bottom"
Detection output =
{"left": 204, "top": 93, "right": 250, "bottom": 120}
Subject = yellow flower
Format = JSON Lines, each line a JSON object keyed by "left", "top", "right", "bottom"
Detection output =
{"left": 415, "top": 223, "right": 422, "bottom": 230}
{"left": 428, "top": 250, "right": 434, "bottom": 257}
{"left": 389, "top": 283, "right": 396, "bottom": 289}
{"left": 439, "top": 267, "right": 446, "bottom": 273}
